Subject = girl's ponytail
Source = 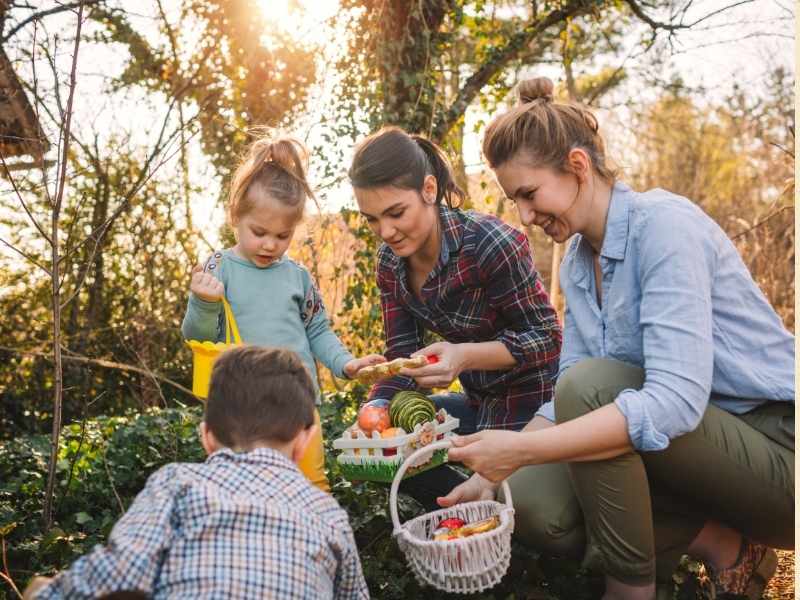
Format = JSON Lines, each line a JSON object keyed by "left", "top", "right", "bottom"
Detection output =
{"left": 228, "top": 135, "right": 315, "bottom": 222}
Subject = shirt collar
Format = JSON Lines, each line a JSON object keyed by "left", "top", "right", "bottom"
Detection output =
{"left": 385, "top": 203, "right": 464, "bottom": 278}
{"left": 569, "top": 181, "right": 632, "bottom": 290}
{"left": 599, "top": 181, "right": 633, "bottom": 260}
{"left": 438, "top": 204, "right": 464, "bottom": 267}
{"left": 207, "top": 446, "right": 297, "bottom": 471}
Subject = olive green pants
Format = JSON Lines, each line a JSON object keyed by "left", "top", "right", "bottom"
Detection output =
{"left": 507, "top": 358, "right": 794, "bottom": 584}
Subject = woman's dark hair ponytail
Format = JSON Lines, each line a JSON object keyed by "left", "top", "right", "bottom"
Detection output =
{"left": 409, "top": 135, "right": 465, "bottom": 207}
{"left": 349, "top": 126, "right": 464, "bottom": 208}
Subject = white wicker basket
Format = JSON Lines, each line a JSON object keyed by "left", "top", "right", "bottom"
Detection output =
{"left": 389, "top": 440, "right": 515, "bottom": 595}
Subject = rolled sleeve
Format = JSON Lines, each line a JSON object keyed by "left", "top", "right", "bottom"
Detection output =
{"left": 480, "top": 228, "right": 561, "bottom": 371}
{"left": 615, "top": 206, "right": 715, "bottom": 451}
{"left": 534, "top": 399, "right": 556, "bottom": 423}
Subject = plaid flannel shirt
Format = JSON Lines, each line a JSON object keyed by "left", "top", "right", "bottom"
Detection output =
{"left": 35, "top": 448, "right": 369, "bottom": 600}
{"left": 369, "top": 206, "right": 562, "bottom": 430}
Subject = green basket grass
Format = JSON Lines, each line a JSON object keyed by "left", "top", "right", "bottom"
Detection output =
{"left": 339, "top": 448, "right": 449, "bottom": 483}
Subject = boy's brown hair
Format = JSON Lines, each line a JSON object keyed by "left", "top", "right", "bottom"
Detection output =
{"left": 205, "top": 346, "right": 315, "bottom": 448}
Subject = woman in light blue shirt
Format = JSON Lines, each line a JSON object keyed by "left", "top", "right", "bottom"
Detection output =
{"left": 439, "top": 77, "right": 794, "bottom": 600}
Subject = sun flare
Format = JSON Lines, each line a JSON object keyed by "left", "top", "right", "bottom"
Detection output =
{"left": 259, "top": 0, "right": 341, "bottom": 37}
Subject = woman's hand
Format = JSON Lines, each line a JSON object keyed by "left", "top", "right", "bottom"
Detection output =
{"left": 190, "top": 264, "right": 224, "bottom": 303}
{"left": 436, "top": 473, "right": 499, "bottom": 508}
{"left": 399, "top": 341, "right": 467, "bottom": 388}
{"left": 343, "top": 354, "right": 386, "bottom": 379}
{"left": 447, "top": 430, "right": 526, "bottom": 482}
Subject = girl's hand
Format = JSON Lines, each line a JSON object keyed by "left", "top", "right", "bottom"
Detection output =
{"left": 399, "top": 341, "right": 466, "bottom": 388}
{"left": 436, "top": 472, "right": 499, "bottom": 508}
{"left": 190, "top": 264, "right": 224, "bottom": 303}
{"left": 447, "top": 430, "right": 525, "bottom": 483}
{"left": 343, "top": 354, "right": 386, "bottom": 379}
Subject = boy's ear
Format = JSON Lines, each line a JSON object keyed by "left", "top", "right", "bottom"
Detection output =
{"left": 290, "top": 423, "right": 318, "bottom": 464}
{"left": 199, "top": 421, "right": 222, "bottom": 455}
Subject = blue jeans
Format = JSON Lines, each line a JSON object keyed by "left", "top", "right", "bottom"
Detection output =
{"left": 429, "top": 392, "right": 478, "bottom": 434}
{"left": 398, "top": 392, "right": 506, "bottom": 511}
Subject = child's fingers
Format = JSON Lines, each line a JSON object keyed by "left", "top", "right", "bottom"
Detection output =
{"left": 192, "top": 263, "right": 204, "bottom": 274}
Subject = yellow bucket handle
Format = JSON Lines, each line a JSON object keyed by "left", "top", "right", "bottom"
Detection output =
{"left": 222, "top": 297, "right": 242, "bottom": 344}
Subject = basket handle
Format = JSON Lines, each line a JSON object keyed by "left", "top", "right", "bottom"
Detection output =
{"left": 389, "top": 439, "right": 513, "bottom": 532}
{"left": 222, "top": 298, "right": 242, "bottom": 344}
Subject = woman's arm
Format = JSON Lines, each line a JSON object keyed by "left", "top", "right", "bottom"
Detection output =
{"left": 482, "top": 227, "right": 562, "bottom": 369}
{"left": 447, "top": 404, "right": 632, "bottom": 482}
{"left": 450, "top": 201, "right": 720, "bottom": 478}
{"left": 403, "top": 222, "right": 560, "bottom": 387}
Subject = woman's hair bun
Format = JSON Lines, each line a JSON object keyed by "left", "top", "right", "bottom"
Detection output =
{"left": 517, "top": 77, "right": 554, "bottom": 105}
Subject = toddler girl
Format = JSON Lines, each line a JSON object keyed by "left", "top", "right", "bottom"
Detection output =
{"left": 182, "top": 135, "right": 384, "bottom": 491}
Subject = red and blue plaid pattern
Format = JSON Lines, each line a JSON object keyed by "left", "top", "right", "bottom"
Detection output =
{"left": 35, "top": 448, "right": 369, "bottom": 600}
{"left": 369, "top": 206, "right": 562, "bottom": 430}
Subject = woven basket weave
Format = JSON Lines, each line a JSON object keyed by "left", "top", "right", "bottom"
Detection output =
{"left": 389, "top": 440, "right": 515, "bottom": 594}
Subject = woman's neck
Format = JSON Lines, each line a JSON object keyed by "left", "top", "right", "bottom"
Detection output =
{"left": 408, "top": 211, "right": 442, "bottom": 276}
{"left": 581, "top": 178, "right": 614, "bottom": 254}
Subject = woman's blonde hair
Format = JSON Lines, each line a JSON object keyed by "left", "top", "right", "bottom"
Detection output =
{"left": 482, "top": 77, "right": 616, "bottom": 183}
{"left": 228, "top": 135, "right": 314, "bottom": 222}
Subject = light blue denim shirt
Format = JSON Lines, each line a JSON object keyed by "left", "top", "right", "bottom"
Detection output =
{"left": 536, "top": 182, "right": 794, "bottom": 451}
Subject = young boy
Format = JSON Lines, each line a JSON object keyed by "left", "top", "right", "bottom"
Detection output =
{"left": 25, "top": 346, "right": 369, "bottom": 599}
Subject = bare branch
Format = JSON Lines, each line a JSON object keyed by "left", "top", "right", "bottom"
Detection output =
{"left": 102, "top": 445, "right": 125, "bottom": 515}
{"left": 624, "top": 0, "right": 756, "bottom": 32}
{"left": 0, "top": 345, "right": 198, "bottom": 398}
{"left": 43, "top": 1, "right": 86, "bottom": 531}
{"left": 1, "top": 0, "right": 103, "bottom": 44}
{"left": 0, "top": 235, "right": 50, "bottom": 274}
{"left": 0, "top": 536, "right": 22, "bottom": 600}
{"left": 433, "top": 0, "right": 595, "bottom": 141}
{"left": 0, "top": 152, "right": 52, "bottom": 243}
{"left": 731, "top": 205, "right": 792, "bottom": 240}
{"left": 58, "top": 109, "right": 204, "bottom": 308}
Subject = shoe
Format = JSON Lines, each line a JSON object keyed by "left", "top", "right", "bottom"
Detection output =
{"left": 708, "top": 538, "right": 778, "bottom": 599}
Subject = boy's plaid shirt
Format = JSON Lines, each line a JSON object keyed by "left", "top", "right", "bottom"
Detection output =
{"left": 35, "top": 448, "right": 369, "bottom": 600}
{"left": 369, "top": 206, "right": 562, "bottom": 430}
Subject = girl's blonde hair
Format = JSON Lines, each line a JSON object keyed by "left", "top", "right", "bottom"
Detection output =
{"left": 482, "top": 77, "right": 616, "bottom": 183}
{"left": 228, "top": 135, "right": 314, "bottom": 222}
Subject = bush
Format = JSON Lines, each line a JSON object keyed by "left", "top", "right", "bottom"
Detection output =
{"left": 1, "top": 393, "right": 708, "bottom": 599}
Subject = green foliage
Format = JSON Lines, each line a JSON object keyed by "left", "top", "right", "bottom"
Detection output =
{"left": 2, "top": 394, "right": 715, "bottom": 599}
{"left": 0, "top": 406, "right": 204, "bottom": 587}
{"left": 91, "top": 1, "right": 318, "bottom": 177}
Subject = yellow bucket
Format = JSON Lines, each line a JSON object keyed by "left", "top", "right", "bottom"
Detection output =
{"left": 186, "top": 298, "right": 242, "bottom": 399}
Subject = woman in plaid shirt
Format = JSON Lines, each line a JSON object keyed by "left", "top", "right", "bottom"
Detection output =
{"left": 348, "top": 126, "right": 562, "bottom": 508}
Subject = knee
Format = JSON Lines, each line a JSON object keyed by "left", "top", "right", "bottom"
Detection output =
{"left": 506, "top": 471, "right": 585, "bottom": 558}
{"left": 554, "top": 358, "right": 607, "bottom": 424}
